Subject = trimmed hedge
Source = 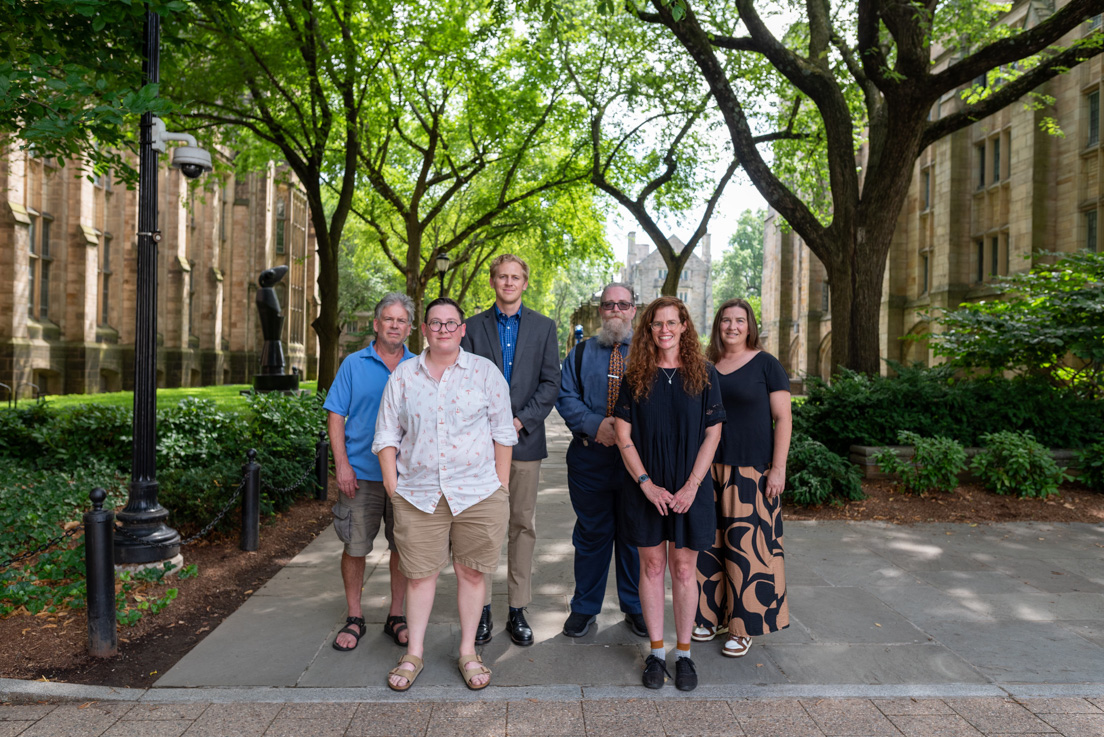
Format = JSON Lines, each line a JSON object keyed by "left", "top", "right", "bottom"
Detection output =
{"left": 793, "top": 363, "right": 1104, "bottom": 457}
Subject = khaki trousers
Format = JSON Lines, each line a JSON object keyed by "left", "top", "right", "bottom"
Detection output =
{"left": 484, "top": 459, "right": 542, "bottom": 608}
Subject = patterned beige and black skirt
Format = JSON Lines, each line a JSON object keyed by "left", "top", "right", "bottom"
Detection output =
{"left": 694, "top": 463, "right": 789, "bottom": 637}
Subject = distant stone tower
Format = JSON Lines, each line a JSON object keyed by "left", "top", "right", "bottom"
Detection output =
{"left": 621, "top": 232, "right": 713, "bottom": 331}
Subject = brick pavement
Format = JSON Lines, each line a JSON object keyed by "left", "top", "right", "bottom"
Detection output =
{"left": 3, "top": 696, "right": 1104, "bottom": 736}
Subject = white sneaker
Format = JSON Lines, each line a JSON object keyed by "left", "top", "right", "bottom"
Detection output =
{"left": 722, "top": 634, "right": 752, "bottom": 658}
{"left": 692, "top": 624, "right": 727, "bottom": 642}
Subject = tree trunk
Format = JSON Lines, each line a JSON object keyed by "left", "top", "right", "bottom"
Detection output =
{"left": 311, "top": 226, "right": 341, "bottom": 391}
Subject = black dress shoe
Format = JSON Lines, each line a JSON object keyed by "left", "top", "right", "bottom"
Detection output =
{"left": 624, "top": 612, "right": 648, "bottom": 638}
{"left": 642, "top": 654, "right": 669, "bottom": 689}
{"left": 507, "top": 607, "right": 534, "bottom": 646}
{"left": 475, "top": 605, "right": 493, "bottom": 645}
{"left": 562, "top": 611, "right": 596, "bottom": 638}
{"left": 675, "top": 657, "right": 698, "bottom": 691}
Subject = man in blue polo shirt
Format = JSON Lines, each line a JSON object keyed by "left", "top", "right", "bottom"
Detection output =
{"left": 324, "top": 292, "right": 417, "bottom": 652}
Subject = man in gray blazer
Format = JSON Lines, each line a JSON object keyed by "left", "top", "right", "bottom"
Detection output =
{"left": 460, "top": 253, "right": 560, "bottom": 646}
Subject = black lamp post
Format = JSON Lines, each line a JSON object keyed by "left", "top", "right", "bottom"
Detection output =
{"left": 435, "top": 252, "right": 452, "bottom": 297}
{"left": 114, "top": 7, "right": 180, "bottom": 564}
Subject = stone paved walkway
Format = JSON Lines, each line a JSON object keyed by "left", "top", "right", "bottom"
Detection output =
{"left": 3, "top": 696, "right": 1104, "bottom": 736}
{"left": 3, "top": 411, "right": 1104, "bottom": 735}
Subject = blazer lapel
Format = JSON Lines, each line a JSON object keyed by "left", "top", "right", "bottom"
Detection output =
{"left": 482, "top": 310, "right": 504, "bottom": 370}
{"left": 512, "top": 305, "right": 536, "bottom": 380}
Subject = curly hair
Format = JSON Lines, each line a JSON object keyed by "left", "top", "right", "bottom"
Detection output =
{"left": 706, "top": 298, "right": 762, "bottom": 363}
{"left": 624, "top": 296, "right": 711, "bottom": 401}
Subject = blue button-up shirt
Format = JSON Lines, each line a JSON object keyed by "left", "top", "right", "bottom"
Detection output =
{"left": 494, "top": 303, "right": 522, "bottom": 384}
{"left": 556, "top": 335, "right": 632, "bottom": 440}
{"left": 323, "top": 341, "right": 415, "bottom": 481}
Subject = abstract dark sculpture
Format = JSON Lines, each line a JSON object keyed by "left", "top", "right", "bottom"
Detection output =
{"left": 253, "top": 265, "right": 300, "bottom": 392}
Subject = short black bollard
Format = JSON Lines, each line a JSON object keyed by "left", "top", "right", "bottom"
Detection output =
{"left": 240, "top": 449, "right": 260, "bottom": 552}
{"left": 84, "top": 487, "right": 117, "bottom": 657}
{"left": 315, "top": 430, "right": 330, "bottom": 501}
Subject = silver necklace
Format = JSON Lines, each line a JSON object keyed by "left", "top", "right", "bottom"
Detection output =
{"left": 660, "top": 367, "right": 677, "bottom": 384}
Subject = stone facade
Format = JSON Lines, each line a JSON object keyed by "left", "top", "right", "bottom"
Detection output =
{"left": 620, "top": 231, "right": 713, "bottom": 332}
{"left": 0, "top": 145, "right": 319, "bottom": 399}
{"left": 762, "top": 2, "right": 1102, "bottom": 385}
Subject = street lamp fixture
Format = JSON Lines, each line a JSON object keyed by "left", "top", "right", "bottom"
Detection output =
{"left": 435, "top": 252, "right": 451, "bottom": 297}
{"left": 115, "top": 8, "right": 212, "bottom": 565}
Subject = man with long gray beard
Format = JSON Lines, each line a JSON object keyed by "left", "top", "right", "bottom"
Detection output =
{"left": 555, "top": 282, "right": 646, "bottom": 638}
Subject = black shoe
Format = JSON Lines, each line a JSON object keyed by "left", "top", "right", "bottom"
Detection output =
{"left": 624, "top": 612, "right": 648, "bottom": 638}
{"left": 475, "top": 605, "right": 493, "bottom": 645}
{"left": 675, "top": 657, "right": 698, "bottom": 691}
{"left": 562, "top": 611, "right": 596, "bottom": 638}
{"left": 507, "top": 607, "right": 534, "bottom": 646}
{"left": 642, "top": 654, "right": 669, "bottom": 689}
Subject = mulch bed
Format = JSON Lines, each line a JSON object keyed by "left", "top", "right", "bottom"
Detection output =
{"left": 784, "top": 480, "right": 1104, "bottom": 525}
{"left": 1, "top": 477, "right": 1101, "bottom": 690}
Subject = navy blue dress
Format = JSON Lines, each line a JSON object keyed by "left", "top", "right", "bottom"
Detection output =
{"left": 613, "top": 366, "right": 725, "bottom": 550}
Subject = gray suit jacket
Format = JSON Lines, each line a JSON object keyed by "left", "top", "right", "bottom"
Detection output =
{"left": 461, "top": 304, "right": 560, "bottom": 462}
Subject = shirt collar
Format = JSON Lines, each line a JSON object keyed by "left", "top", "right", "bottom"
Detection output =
{"left": 365, "top": 340, "right": 414, "bottom": 364}
{"left": 416, "top": 346, "right": 471, "bottom": 374}
{"left": 493, "top": 303, "right": 523, "bottom": 322}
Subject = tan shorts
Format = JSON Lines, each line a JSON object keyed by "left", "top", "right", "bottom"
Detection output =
{"left": 331, "top": 480, "right": 394, "bottom": 558}
{"left": 392, "top": 488, "right": 508, "bottom": 580}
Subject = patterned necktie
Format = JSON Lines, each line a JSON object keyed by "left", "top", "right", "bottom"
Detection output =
{"left": 606, "top": 343, "right": 624, "bottom": 417}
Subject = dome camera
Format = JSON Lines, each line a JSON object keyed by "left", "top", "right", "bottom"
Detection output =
{"left": 171, "top": 145, "right": 213, "bottom": 179}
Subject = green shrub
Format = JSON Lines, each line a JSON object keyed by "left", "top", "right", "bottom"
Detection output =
{"left": 970, "top": 430, "right": 1070, "bottom": 498}
{"left": 873, "top": 431, "right": 967, "bottom": 495}
{"left": 1073, "top": 441, "right": 1104, "bottom": 492}
{"left": 793, "top": 363, "right": 1104, "bottom": 456}
{"left": 157, "top": 397, "right": 247, "bottom": 471}
{"left": 786, "top": 434, "right": 865, "bottom": 506}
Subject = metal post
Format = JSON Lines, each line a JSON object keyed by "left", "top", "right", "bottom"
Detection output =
{"left": 84, "top": 488, "right": 117, "bottom": 658}
{"left": 240, "top": 449, "right": 260, "bottom": 552}
{"left": 315, "top": 431, "right": 330, "bottom": 501}
{"left": 115, "top": 6, "right": 180, "bottom": 564}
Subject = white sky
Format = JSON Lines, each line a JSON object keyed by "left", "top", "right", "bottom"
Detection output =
{"left": 605, "top": 168, "right": 768, "bottom": 266}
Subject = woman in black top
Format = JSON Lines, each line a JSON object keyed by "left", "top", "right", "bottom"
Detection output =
{"left": 613, "top": 297, "right": 724, "bottom": 691}
{"left": 693, "top": 298, "right": 791, "bottom": 658}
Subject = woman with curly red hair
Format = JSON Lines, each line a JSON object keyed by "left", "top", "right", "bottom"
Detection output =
{"left": 613, "top": 296, "right": 725, "bottom": 691}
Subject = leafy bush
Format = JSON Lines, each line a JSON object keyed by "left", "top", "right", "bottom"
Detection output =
{"left": 1074, "top": 441, "right": 1104, "bottom": 491}
{"left": 922, "top": 250, "right": 1104, "bottom": 397}
{"left": 970, "top": 430, "right": 1070, "bottom": 499}
{"left": 0, "top": 461, "right": 129, "bottom": 617}
{"left": 873, "top": 431, "right": 967, "bottom": 495}
{"left": 793, "top": 363, "right": 1104, "bottom": 456}
{"left": 158, "top": 397, "right": 247, "bottom": 471}
{"left": 786, "top": 434, "right": 865, "bottom": 506}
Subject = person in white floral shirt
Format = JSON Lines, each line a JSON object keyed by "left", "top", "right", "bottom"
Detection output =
{"left": 373, "top": 297, "right": 517, "bottom": 692}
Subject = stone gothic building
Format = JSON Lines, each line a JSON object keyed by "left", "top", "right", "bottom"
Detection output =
{"left": 762, "top": 3, "right": 1102, "bottom": 385}
{"left": 0, "top": 146, "right": 319, "bottom": 398}
{"left": 621, "top": 231, "right": 713, "bottom": 331}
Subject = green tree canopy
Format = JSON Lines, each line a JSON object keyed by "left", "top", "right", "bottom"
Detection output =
{"left": 631, "top": 0, "right": 1104, "bottom": 374}
{"left": 1, "top": 0, "right": 188, "bottom": 185}
{"left": 347, "top": 0, "right": 606, "bottom": 348}
{"left": 712, "top": 207, "right": 765, "bottom": 307}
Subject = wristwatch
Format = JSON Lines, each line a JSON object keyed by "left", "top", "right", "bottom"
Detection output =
{"left": 637, "top": 473, "right": 650, "bottom": 485}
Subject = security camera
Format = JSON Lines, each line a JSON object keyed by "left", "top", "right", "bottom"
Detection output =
{"left": 150, "top": 117, "right": 212, "bottom": 179}
{"left": 172, "top": 146, "right": 213, "bottom": 179}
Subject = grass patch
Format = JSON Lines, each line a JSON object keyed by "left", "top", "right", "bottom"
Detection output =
{"left": 33, "top": 382, "right": 318, "bottom": 413}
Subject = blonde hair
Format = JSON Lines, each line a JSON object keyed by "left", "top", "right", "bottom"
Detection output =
{"left": 489, "top": 253, "right": 530, "bottom": 280}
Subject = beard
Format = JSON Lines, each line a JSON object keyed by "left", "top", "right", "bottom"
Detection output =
{"left": 597, "top": 314, "right": 632, "bottom": 347}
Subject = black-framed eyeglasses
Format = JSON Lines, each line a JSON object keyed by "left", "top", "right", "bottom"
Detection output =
{"left": 600, "top": 301, "right": 633, "bottom": 311}
{"left": 427, "top": 319, "right": 461, "bottom": 332}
